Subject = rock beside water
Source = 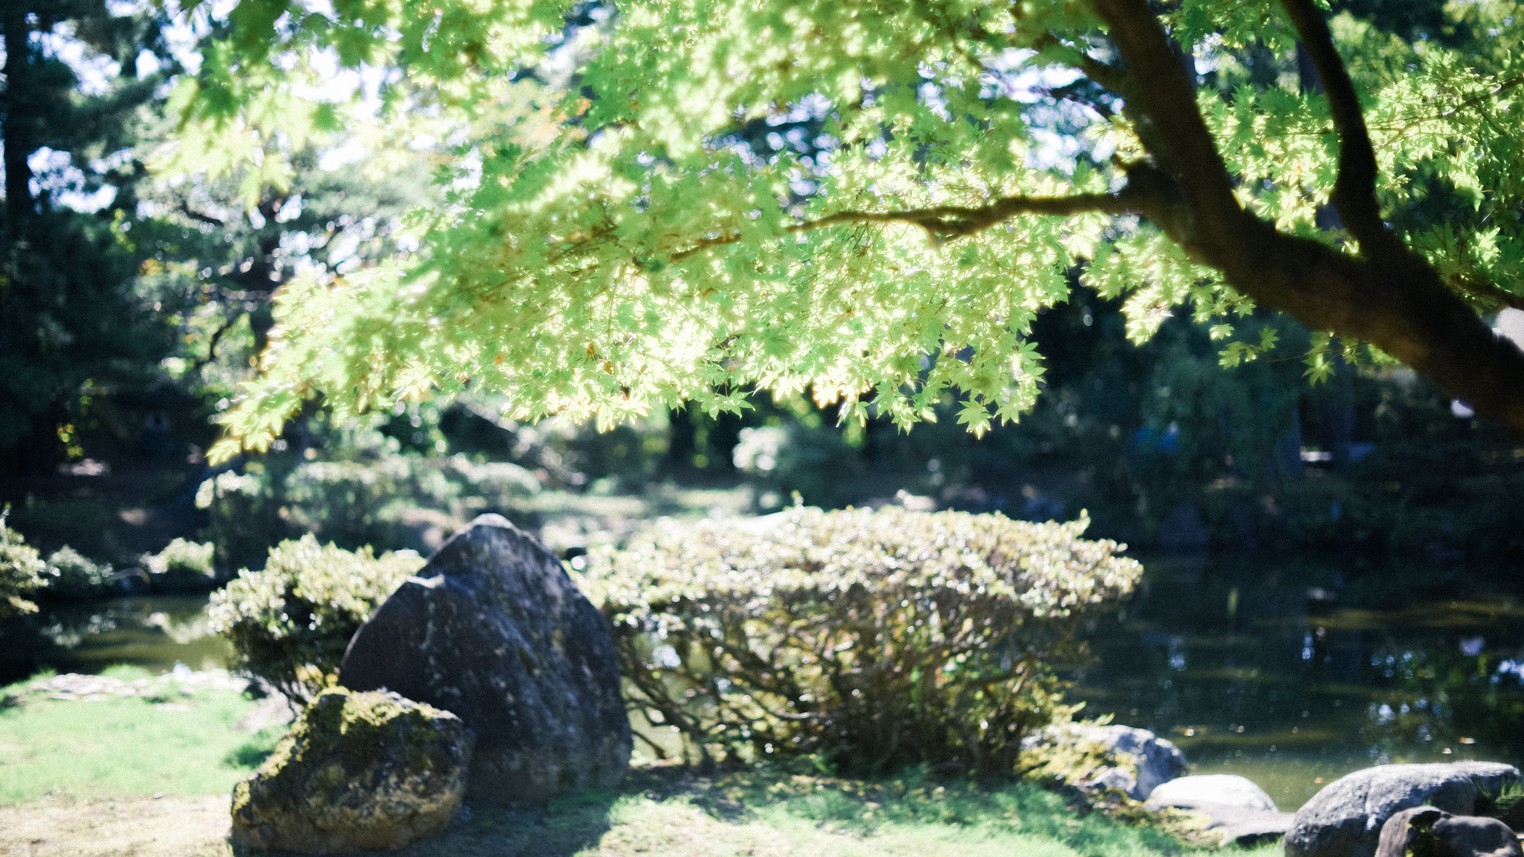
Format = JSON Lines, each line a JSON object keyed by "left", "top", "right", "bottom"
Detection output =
{"left": 1022, "top": 723, "right": 1188, "bottom": 801}
{"left": 1145, "top": 774, "right": 1291, "bottom": 847}
{"left": 1285, "top": 762, "right": 1523, "bottom": 857}
{"left": 1375, "top": 806, "right": 1524, "bottom": 857}
{"left": 230, "top": 688, "right": 472, "bottom": 853}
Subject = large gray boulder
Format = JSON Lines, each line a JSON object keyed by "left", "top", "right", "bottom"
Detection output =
{"left": 1090, "top": 725, "right": 1189, "bottom": 799}
{"left": 231, "top": 688, "right": 472, "bottom": 853}
{"left": 1376, "top": 806, "right": 1524, "bottom": 857}
{"left": 1285, "top": 762, "right": 1523, "bottom": 857}
{"left": 339, "top": 514, "right": 632, "bottom": 804}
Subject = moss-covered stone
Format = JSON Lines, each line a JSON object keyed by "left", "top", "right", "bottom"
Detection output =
{"left": 1021, "top": 722, "right": 1187, "bottom": 801}
{"left": 230, "top": 687, "right": 473, "bottom": 853}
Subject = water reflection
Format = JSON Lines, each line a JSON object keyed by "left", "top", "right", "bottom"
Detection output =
{"left": 6, "top": 595, "right": 231, "bottom": 680}
{"left": 1071, "top": 555, "right": 1524, "bottom": 809}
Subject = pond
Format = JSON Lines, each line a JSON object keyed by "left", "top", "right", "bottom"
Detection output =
{"left": 6, "top": 595, "right": 231, "bottom": 682}
{"left": 1070, "top": 553, "right": 1524, "bottom": 809}
{"left": 8, "top": 553, "right": 1522, "bottom": 811}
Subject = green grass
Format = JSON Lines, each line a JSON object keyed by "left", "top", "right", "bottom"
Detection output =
{"left": 0, "top": 669, "right": 282, "bottom": 805}
{"left": 0, "top": 668, "right": 1278, "bottom": 856}
{"left": 367, "top": 768, "right": 1280, "bottom": 857}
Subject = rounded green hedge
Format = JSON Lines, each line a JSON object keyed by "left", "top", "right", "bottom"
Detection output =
{"left": 584, "top": 506, "right": 1142, "bottom": 777}
{"left": 209, "top": 536, "right": 424, "bottom": 702}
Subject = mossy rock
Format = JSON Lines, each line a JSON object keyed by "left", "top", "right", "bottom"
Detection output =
{"left": 231, "top": 687, "right": 473, "bottom": 853}
{"left": 1022, "top": 722, "right": 1187, "bottom": 801}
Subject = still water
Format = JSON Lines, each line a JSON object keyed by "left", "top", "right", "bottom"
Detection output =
{"left": 1071, "top": 554, "right": 1524, "bottom": 809}
{"left": 18, "top": 595, "right": 231, "bottom": 678}
{"left": 13, "top": 555, "right": 1524, "bottom": 810}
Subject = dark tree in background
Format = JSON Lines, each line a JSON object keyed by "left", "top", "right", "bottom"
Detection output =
{"left": 0, "top": 1, "right": 173, "bottom": 473}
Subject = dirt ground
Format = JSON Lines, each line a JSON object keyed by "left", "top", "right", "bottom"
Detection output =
{"left": 0, "top": 792, "right": 612, "bottom": 857}
{"left": 0, "top": 795, "right": 231, "bottom": 857}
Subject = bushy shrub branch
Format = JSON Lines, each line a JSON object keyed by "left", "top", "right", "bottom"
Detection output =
{"left": 584, "top": 506, "right": 1141, "bottom": 777}
{"left": 208, "top": 535, "right": 423, "bottom": 702}
{"left": 0, "top": 508, "right": 47, "bottom": 617}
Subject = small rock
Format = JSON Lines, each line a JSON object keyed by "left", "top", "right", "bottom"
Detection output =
{"left": 1147, "top": 773, "right": 1278, "bottom": 811}
{"left": 1023, "top": 722, "right": 1188, "bottom": 801}
{"left": 1376, "top": 806, "right": 1524, "bottom": 857}
{"left": 230, "top": 688, "right": 472, "bottom": 854}
{"left": 1286, "top": 762, "right": 1522, "bottom": 857}
{"left": 1146, "top": 774, "right": 1291, "bottom": 847}
{"left": 1083, "top": 724, "right": 1188, "bottom": 799}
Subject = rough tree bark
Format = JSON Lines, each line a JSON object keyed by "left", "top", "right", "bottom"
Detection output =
{"left": 1088, "top": 0, "right": 1524, "bottom": 435}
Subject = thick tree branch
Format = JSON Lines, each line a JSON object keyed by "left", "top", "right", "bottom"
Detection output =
{"left": 1225, "top": 226, "right": 1524, "bottom": 434}
{"left": 1076, "top": 52, "right": 1127, "bottom": 94}
{"left": 1087, "top": 0, "right": 1247, "bottom": 258}
{"left": 1076, "top": 0, "right": 1524, "bottom": 435}
{"left": 1280, "top": 0, "right": 1395, "bottom": 254}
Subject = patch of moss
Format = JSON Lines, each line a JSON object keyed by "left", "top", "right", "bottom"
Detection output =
{"left": 258, "top": 688, "right": 456, "bottom": 788}
{"left": 1020, "top": 719, "right": 1138, "bottom": 791}
{"left": 231, "top": 687, "right": 472, "bottom": 852}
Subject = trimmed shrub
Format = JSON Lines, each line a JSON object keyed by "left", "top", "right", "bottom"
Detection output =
{"left": 144, "top": 538, "right": 217, "bottom": 592}
{"left": 0, "top": 509, "right": 47, "bottom": 617}
{"left": 584, "top": 506, "right": 1142, "bottom": 777}
{"left": 196, "top": 453, "right": 543, "bottom": 572}
{"left": 42, "top": 546, "right": 115, "bottom": 600}
{"left": 448, "top": 457, "right": 541, "bottom": 511}
{"left": 208, "top": 535, "right": 424, "bottom": 702}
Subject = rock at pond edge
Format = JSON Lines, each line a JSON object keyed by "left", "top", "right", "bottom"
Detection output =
{"left": 1285, "top": 762, "right": 1522, "bottom": 857}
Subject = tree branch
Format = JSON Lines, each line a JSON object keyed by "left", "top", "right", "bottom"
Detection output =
{"left": 800, "top": 190, "right": 1144, "bottom": 238}
{"left": 1087, "top": 0, "right": 1244, "bottom": 247}
{"left": 191, "top": 310, "right": 243, "bottom": 372}
{"left": 1279, "top": 0, "right": 1394, "bottom": 254}
{"left": 177, "top": 202, "right": 226, "bottom": 229}
{"left": 1076, "top": 52, "right": 1127, "bottom": 94}
{"left": 666, "top": 189, "right": 1146, "bottom": 264}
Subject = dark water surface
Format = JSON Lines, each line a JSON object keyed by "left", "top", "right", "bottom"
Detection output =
{"left": 23, "top": 595, "right": 231, "bottom": 677}
{"left": 1070, "top": 554, "right": 1524, "bottom": 809}
{"left": 16, "top": 554, "right": 1524, "bottom": 810}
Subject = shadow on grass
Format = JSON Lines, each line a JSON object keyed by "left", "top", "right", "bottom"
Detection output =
{"left": 230, "top": 786, "right": 622, "bottom": 857}
{"left": 220, "top": 764, "right": 1218, "bottom": 857}
{"left": 225, "top": 740, "right": 275, "bottom": 770}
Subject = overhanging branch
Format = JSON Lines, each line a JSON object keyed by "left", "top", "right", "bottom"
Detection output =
{"left": 1280, "top": 0, "right": 1395, "bottom": 254}
{"left": 799, "top": 190, "right": 1143, "bottom": 238}
{"left": 668, "top": 188, "right": 1146, "bottom": 263}
{"left": 1087, "top": 0, "right": 1244, "bottom": 243}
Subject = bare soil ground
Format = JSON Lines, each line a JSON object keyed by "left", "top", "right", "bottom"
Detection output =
{"left": 0, "top": 795, "right": 232, "bottom": 857}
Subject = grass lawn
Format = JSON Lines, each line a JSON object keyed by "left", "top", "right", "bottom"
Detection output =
{"left": 0, "top": 668, "right": 1276, "bottom": 857}
{"left": 0, "top": 666, "right": 285, "bottom": 806}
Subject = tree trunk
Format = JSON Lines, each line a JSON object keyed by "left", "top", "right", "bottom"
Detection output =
{"left": 1, "top": 5, "right": 34, "bottom": 229}
{"left": 1093, "top": 0, "right": 1524, "bottom": 437}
